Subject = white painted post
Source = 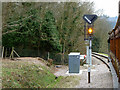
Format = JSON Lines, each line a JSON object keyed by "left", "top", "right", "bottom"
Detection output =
{"left": 88, "top": 39, "right": 92, "bottom": 83}
{"left": 86, "top": 46, "right": 89, "bottom": 64}
{"left": 90, "top": 40, "right": 92, "bottom": 66}
{"left": 85, "top": 40, "right": 89, "bottom": 64}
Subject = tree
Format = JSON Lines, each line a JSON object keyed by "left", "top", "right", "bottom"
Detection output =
{"left": 41, "top": 11, "right": 62, "bottom": 53}
{"left": 93, "top": 16, "right": 111, "bottom": 53}
{"left": 92, "top": 36, "right": 100, "bottom": 52}
{"left": 2, "top": 8, "right": 42, "bottom": 56}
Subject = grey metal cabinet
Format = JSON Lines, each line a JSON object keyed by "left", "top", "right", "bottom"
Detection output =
{"left": 68, "top": 52, "right": 80, "bottom": 73}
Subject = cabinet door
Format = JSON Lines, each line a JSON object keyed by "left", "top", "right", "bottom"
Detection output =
{"left": 69, "top": 56, "right": 80, "bottom": 73}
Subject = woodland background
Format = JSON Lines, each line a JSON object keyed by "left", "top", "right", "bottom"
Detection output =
{"left": 2, "top": 2, "right": 112, "bottom": 64}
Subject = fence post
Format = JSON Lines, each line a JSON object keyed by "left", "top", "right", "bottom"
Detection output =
{"left": 12, "top": 47, "right": 14, "bottom": 58}
{"left": 13, "top": 50, "right": 20, "bottom": 57}
{"left": 9, "top": 47, "right": 14, "bottom": 59}
{"left": 2, "top": 46, "right": 4, "bottom": 58}
{"left": 48, "top": 52, "right": 49, "bottom": 60}
{"left": 5, "top": 48, "right": 7, "bottom": 58}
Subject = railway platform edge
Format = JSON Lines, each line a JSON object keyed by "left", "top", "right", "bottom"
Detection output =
{"left": 108, "top": 57, "right": 119, "bottom": 88}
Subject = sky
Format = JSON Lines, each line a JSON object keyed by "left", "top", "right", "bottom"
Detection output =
{"left": 85, "top": 0, "right": 119, "bottom": 17}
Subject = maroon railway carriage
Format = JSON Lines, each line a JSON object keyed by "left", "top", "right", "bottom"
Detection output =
{"left": 108, "top": 12, "right": 120, "bottom": 82}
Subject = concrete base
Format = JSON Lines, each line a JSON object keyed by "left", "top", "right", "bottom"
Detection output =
{"left": 66, "top": 69, "right": 97, "bottom": 76}
{"left": 66, "top": 70, "right": 82, "bottom": 76}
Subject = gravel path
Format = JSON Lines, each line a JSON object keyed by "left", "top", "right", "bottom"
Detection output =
{"left": 54, "top": 57, "right": 113, "bottom": 88}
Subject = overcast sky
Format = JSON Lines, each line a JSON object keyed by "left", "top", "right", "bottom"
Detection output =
{"left": 83, "top": 0, "right": 119, "bottom": 17}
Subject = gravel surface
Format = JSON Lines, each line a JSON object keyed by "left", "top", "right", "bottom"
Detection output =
{"left": 54, "top": 57, "right": 113, "bottom": 88}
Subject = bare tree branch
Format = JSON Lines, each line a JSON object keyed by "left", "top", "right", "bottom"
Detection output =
{"left": 2, "top": 30, "right": 17, "bottom": 35}
{"left": 3, "top": 15, "right": 33, "bottom": 28}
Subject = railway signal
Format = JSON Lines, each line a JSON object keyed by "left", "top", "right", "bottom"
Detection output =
{"left": 88, "top": 27, "right": 93, "bottom": 35}
{"left": 83, "top": 14, "right": 97, "bottom": 83}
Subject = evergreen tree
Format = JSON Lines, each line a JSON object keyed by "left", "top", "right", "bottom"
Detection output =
{"left": 41, "top": 11, "right": 61, "bottom": 52}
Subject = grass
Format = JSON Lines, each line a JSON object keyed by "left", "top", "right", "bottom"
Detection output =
{"left": 98, "top": 53, "right": 108, "bottom": 57}
{"left": 2, "top": 60, "right": 62, "bottom": 88}
{"left": 54, "top": 75, "right": 80, "bottom": 88}
{"left": 2, "top": 59, "right": 81, "bottom": 88}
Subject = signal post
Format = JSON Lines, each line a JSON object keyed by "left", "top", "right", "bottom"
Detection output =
{"left": 83, "top": 15, "right": 97, "bottom": 83}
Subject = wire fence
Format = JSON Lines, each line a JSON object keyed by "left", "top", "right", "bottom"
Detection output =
{"left": 2, "top": 47, "right": 68, "bottom": 65}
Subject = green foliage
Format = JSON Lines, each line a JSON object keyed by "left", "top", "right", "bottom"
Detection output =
{"left": 3, "top": 8, "right": 41, "bottom": 48}
{"left": 41, "top": 11, "right": 62, "bottom": 52}
{"left": 2, "top": 7, "right": 62, "bottom": 53}
{"left": 2, "top": 2, "right": 112, "bottom": 58}
{"left": 94, "top": 16, "right": 111, "bottom": 53}
{"left": 92, "top": 36, "right": 100, "bottom": 52}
